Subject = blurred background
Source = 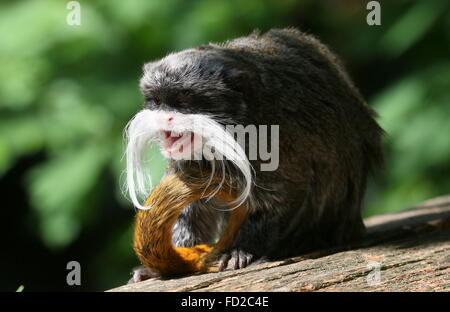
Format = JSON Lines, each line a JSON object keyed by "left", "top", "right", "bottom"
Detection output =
{"left": 0, "top": 0, "right": 449, "bottom": 291}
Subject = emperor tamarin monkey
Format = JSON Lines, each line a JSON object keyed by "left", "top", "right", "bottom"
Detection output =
{"left": 125, "top": 28, "right": 383, "bottom": 282}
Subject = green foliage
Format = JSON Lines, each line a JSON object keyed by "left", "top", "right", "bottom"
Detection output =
{"left": 0, "top": 0, "right": 449, "bottom": 289}
{"left": 367, "top": 63, "right": 450, "bottom": 215}
{"left": 380, "top": 1, "right": 447, "bottom": 57}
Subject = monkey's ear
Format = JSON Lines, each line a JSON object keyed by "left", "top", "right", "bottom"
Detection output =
{"left": 222, "top": 69, "right": 255, "bottom": 94}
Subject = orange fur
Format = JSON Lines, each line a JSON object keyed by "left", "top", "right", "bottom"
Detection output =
{"left": 133, "top": 172, "right": 247, "bottom": 276}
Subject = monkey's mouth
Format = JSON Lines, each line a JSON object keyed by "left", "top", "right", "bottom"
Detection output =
{"left": 161, "top": 130, "right": 196, "bottom": 156}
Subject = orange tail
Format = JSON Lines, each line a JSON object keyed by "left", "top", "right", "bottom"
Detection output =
{"left": 132, "top": 172, "right": 247, "bottom": 276}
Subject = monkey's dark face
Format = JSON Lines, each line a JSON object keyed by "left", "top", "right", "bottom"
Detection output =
{"left": 139, "top": 48, "right": 247, "bottom": 119}
{"left": 126, "top": 48, "right": 254, "bottom": 210}
{"left": 137, "top": 48, "right": 246, "bottom": 160}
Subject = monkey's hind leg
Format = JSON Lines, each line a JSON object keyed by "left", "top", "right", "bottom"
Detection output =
{"left": 217, "top": 208, "right": 282, "bottom": 271}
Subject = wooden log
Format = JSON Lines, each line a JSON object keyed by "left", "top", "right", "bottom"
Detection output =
{"left": 109, "top": 195, "right": 450, "bottom": 292}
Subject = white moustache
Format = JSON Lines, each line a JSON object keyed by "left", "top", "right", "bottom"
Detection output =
{"left": 124, "top": 109, "right": 253, "bottom": 210}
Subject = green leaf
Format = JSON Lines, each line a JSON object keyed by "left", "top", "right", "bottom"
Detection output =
{"left": 380, "top": 1, "right": 446, "bottom": 57}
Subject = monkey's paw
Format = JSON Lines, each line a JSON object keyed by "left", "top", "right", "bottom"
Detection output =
{"left": 218, "top": 249, "right": 266, "bottom": 271}
{"left": 127, "top": 265, "right": 159, "bottom": 284}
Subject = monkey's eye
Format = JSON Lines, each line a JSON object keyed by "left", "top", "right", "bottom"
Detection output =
{"left": 144, "top": 96, "right": 161, "bottom": 106}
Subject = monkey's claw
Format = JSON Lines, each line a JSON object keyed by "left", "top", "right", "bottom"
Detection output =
{"left": 128, "top": 265, "right": 159, "bottom": 284}
{"left": 218, "top": 249, "right": 255, "bottom": 271}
